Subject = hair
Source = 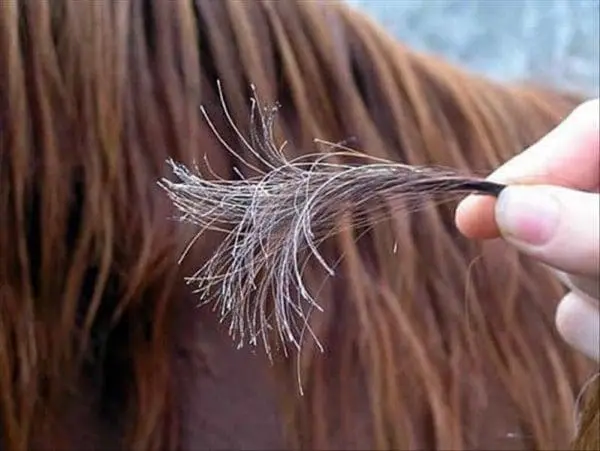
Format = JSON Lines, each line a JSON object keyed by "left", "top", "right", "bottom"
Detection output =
{"left": 573, "top": 377, "right": 600, "bottom": 450}
{"left": 0, "top": 1, "right": 596, "bottom": 450}
{"left": 160, "top": 89, "right": 509, "bottom": 361}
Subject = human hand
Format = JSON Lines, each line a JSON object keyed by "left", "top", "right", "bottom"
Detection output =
{"left": 455, "top": 99, "right": 600, "bottom": 362}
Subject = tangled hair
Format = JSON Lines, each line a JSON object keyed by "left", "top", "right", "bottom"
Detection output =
{"left": 0, "top": 0, "right": 596, "bottom": 450}
{"left": 160, "top": 85, "right": 507, "bottom": 361}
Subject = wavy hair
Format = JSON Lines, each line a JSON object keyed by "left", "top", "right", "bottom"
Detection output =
{"left": 0, "top": 1, "right": 595, "bottom": 450}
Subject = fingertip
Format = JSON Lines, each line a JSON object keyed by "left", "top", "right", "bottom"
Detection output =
{"left": 455, "top": 195, "right": 501, "bottom": 239}
{"left": 556, "top": 291, "right": 600, "bottom": 362}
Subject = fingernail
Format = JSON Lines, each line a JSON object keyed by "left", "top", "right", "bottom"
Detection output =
{"left": 495, "top": 186, "right": 560, "bottom": 246}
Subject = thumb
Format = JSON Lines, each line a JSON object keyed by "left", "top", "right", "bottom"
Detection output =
{"left": 494, "top": 185, "right": 600, "bottom": 278}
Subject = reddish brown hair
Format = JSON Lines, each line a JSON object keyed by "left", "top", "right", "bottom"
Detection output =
{"left": 0, "top": 1, "right": 595, "bottom": 450}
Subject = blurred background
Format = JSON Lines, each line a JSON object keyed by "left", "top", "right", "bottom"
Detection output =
{"left": 346, "top": 0, "right": 599, "bottom": 97}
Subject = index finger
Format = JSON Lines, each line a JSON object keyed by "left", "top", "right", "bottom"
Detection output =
{"left": 456, "top": 99, "right": 600, "bottom": 239}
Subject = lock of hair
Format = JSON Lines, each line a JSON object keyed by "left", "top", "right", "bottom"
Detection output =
{"left": 159, "top": 82, "right": 506, "bottom": 358}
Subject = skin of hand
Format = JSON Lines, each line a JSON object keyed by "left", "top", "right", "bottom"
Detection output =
{"left": 455, "top": 99, "right": 600, "bottom": 362}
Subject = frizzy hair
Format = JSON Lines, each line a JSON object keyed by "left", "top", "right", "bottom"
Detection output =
{"left": 160, "top": 83, "right": 507, "bottom": 362}
{"left": 0, "top": 0, "right": 596, "bottom": 450}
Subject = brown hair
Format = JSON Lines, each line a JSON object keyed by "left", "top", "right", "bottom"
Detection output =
{"left": 573, "top": 380, "right": 600, "bottom": 450}
{"left": 0, "top": 0, "right": 595, "bottom": 450}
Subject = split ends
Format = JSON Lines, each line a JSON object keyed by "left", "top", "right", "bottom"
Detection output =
{"left": 159, "top": 83, "right": 506, "bottom": 358}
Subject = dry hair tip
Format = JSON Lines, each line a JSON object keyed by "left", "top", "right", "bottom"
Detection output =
{"left": 160, "top": 82, "right": 506, "bottom": 359}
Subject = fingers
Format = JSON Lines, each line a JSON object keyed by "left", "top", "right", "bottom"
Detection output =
{"left": 494, "top": 185, "right": 599, "bottom": 277}
{"left": 553, "top": 269, "right": 600, "bottom": 301}
{"left": 488, "top": 99, "right": 600, "bottom": 188}
{"left": 455, "top": 99, "right": 600, "bottom": 239}
{"left": 455, "top": 99, "right": 600, "bottom": 364}
{"left": 455, "top": 196, "right": 497, "bottom": 239}
{"left": 556, "top": 291, "right": 600, "bottom": 362}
